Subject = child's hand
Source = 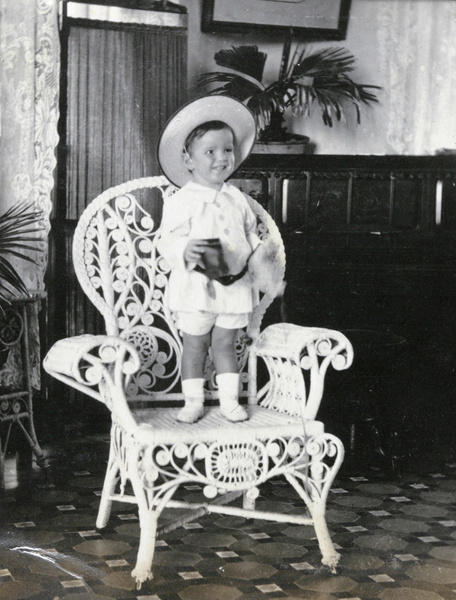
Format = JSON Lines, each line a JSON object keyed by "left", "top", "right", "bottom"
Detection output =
{"left": 184, "top": 239, "right": 208, "bottom": 270}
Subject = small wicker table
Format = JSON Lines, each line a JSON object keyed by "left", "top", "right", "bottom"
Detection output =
{"left": 0, "top": 291, "right": 49, "bottom": 488}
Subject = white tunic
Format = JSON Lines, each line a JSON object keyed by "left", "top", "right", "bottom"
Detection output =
{"left": 157, "top": 181, "right": 261, "bottom": 314}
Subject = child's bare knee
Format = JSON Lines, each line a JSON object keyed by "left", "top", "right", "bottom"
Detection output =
{"left": 183, "top": 332, "right": 211, "bottom": 355}
{"left": 211, "top": 328, "right": 236, "bottom": 355}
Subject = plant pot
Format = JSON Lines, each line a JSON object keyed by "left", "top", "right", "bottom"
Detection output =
{"left": 252, "top": 111, "right": 310, "bottom": 154}
{"left": 252, "top": 134, "right": 310, "bottom": 155}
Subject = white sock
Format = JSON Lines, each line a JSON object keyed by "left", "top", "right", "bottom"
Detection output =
{"left": 178, "top": 378, "right": 205, "bottom": 423}
{"left": 217, "top": 373, "right": 248, "bottom": 422}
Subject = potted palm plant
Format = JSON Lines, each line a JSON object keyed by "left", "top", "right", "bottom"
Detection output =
{"left": 198, "top": 43, "right": 380, "bottom": 153}
{"left": 0, "top": 201, "right": 44, "bottom": 369}
{"left": 0, "top": 201, "right": 44, "bottom": 303}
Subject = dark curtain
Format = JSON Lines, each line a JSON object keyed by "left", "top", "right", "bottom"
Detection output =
{"left": 65, "top": 24, "right": 187, "bottom": 218}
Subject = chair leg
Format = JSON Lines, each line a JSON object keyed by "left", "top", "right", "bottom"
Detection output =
{"left": 96, "top": 451, "right": 119, "bottom": 529}
{"left": 284, "top": 431, "right": 344, "bottom": 573}
{"left": 243, "top": 493, "right": 255, "bottom": 510}
{"left": 131, "top": 507, "right": 158, "bottom": 588}
{"left": 243, "top": 487, "right": 259, "bottom": 510}
{"left": 311, "top": 505, "right": 340, "bottom": 573}
{"left": 308, "top": 435, "right": 344, "bottom": 572}
{"left": 128, "top": 445, "right": 179, "bottom": 588}
{"left": 287, "top": 474, "right": 341, "bottom": 572}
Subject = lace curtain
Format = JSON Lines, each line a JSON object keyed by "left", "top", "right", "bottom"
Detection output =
{"left": 378, "top": 0, "right": 456, "bottom": 154}
{"left": 0, "top": 0, "right": 60, "bottom": 387}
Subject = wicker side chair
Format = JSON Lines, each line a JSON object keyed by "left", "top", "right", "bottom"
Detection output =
{"left": 43, "top": 176, "right": 353, "bottom": 587}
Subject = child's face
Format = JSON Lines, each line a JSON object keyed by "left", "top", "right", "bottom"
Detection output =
{"left": 184, "top": 127, "right": 235, "bottom": 190}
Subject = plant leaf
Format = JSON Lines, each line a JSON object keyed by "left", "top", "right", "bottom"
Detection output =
{"left": 198, "top": 43, "right": 381, "bottom": 132}
{"left": 197, "top": 72, "right": 263, "bottom": 101}
{"left": 213, "top": 45, "right": 267, "bottom": 82}
{"left": 0, "top": 257, "right": 29, "bottom": 301}
{"left": 0, "top": 201, "right": 44, "bottom": 301}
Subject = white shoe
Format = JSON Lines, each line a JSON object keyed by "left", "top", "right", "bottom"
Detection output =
{"left": 220, "top": 400, "right": 248, "bottom": 422}
{"left": 177, "top": 400, "right": 204, "bottom": 423}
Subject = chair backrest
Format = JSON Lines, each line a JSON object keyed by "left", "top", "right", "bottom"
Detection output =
{"left": 72, "top": 176, "right": 285, "bottom": 403}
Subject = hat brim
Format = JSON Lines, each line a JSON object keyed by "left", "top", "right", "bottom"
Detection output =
{"left": 158, "top": 96, "right": 256, "bottom": 188}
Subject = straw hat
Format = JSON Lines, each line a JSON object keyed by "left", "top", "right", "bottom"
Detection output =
{"left": 158, "top": 96, "right": 256, "bottom": 188}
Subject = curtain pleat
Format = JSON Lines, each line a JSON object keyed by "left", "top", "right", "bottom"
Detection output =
{"left": 65, "top": 25, "right": 187, "bottom": 219}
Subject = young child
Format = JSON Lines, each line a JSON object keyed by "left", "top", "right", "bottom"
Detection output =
{"left": 157, "top": 96, "right": 262, "bottom": 424}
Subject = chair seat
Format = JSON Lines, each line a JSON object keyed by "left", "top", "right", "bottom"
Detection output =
{"left": 132, "top": 405, "right": 323, "bottom": 445}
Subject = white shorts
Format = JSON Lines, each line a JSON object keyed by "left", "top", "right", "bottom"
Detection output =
{"left": 176, "top": 311, "right": 249, "bottom": 336}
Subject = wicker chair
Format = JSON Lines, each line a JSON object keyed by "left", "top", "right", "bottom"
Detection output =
{"left": 43, "top": 176, "right": 353, "bottom": 587}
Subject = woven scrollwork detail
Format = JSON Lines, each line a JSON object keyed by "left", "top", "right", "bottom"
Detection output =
{"left": 206, "top": 442, "right": 268, "bottom": 487}
{"left": 135, "top": 439, "right": 272, "bottom": 496}
{"left": 114, "top": 194, "right": 156, "bottom": 237}
{"left": 122, "top": 327, "right": 181, "bottom": 395}
{"left": 259, "top": 356, "right": 305, "bottom": 416}
{"left": 0, "top": 308, "right": 24, "bottom": 348}
{"left": 136, "top": 441, "right": 210, "bottom": 495}
{"left": 121, "top": 326, "right": 158, "bottom": 370}
{"left": 83, "top": 192, "right": 168, "bottom": 330}
{"left": 133, "top": 435, "right": 315, "bottom": 496}
{"left": 0, "top": 397, "right": 27, "bottom": 418}
{"left": 112, "top": 426, "right": 343, "bottom": 512}
{"left": 304, "top": 433, "right": 343, "bottom": 502}
{"left": 78, "top": 185, "right": 185, "bottom": 394}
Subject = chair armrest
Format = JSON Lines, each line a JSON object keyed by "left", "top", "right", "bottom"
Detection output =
{"left": 43, "top": 334, "right": 141, "bottom": 430}
{"left": 253, "top": 323, "right": 353, "bottom": 420}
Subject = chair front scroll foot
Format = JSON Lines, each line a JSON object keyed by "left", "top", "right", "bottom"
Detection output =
{"left": 313, "top": 510, "right": 340, "bottom": 574}
{"left": 131, "top": 565, "right": 154, "bottom": 590}
{"left": 321, "top": 551, "right": 341, "bottom": 574}
{"left": 132, "top": 509, "right": 158, "bottom": 589}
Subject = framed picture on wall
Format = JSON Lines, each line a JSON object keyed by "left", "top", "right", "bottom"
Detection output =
{"left": 201, "top": 0, "right": 352, "bottom": 39}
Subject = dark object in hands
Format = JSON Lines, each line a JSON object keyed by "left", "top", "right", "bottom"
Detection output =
{"left": 194, "top": 239, "right": 229, "bottom": 280}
